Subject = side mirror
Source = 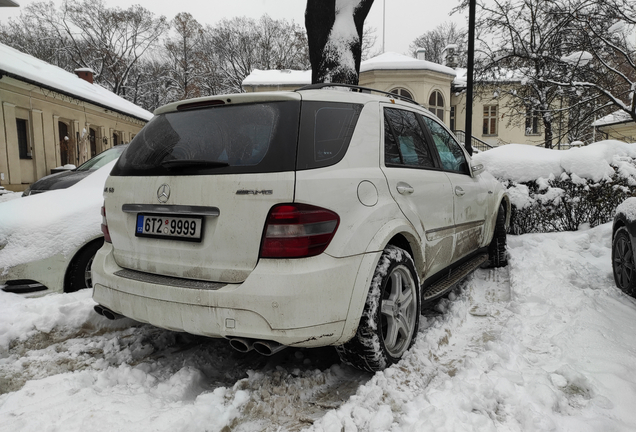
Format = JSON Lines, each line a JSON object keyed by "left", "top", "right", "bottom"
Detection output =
{"left": 471, "top": 164, "right": 485, "bottom": 176}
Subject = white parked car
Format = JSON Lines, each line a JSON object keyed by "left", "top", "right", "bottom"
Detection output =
{"left": 0, "top": 160, "right": 118, "bottom": 296}
{"left": 92, "top": 85, "right": 509, "bottom": 371}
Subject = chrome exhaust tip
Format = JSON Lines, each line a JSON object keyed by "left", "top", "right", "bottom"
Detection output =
{"left": 253, "top": 340, "right": 286, "bottom": 356}
{"left": 229, "top": 337, "right": 255, "bottom": 353}
{"left": 94, "top": 304, "right": 123, "bottom": 320}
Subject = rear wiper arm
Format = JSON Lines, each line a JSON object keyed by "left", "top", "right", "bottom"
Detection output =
{"left": 160, "top": 159, "right": 229, "bottom": 170}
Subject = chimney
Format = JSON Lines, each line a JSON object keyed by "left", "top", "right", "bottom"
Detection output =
{"left": 416, "top": 48, "right": 426, "bottom": 61}
{"left": 74, "top": 68, "right": 95, "bottom": 84}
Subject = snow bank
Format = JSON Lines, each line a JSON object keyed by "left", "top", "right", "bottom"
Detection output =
{"left": 0, "top": 290, "right": 119, "bottom": 352}
{"left": 473, "top": 141, "right": 636, "bottom": 233}
{"left": 0, "top": 160, "right": 114, "bottom": 272}
{"left": 473, "top": 140, "right": 636, "bottom": 183}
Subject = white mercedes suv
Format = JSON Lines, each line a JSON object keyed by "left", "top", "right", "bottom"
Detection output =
{"left": 92, "top": 84, "right": 509, "bottom": 372}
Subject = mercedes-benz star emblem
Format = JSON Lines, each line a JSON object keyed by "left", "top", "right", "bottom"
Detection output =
{"left": 157, "top": 184, "right": 170, "bottom": 203}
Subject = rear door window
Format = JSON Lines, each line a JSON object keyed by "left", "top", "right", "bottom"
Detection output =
{"left": 384, "top": 108, "right": 436, "bottom": 169}
{"left": 296, "top": 102, "right": 362, "bottom": 170}
{"left": 111, "top": 101, "right": 300, "bottom": 176}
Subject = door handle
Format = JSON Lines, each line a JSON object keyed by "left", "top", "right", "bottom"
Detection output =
{"left": 396, "top": 182, "right": 414, "bottom": 195}
{"left": 455, "top": 186, "right": 465, "bottom": 196}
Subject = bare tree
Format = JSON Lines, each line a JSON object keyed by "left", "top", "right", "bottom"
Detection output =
{"left": 164, "top": 12, "right": 204, "bottom": 101}
{"left": 549, "top": 0, "right": 636, "bottom": 126}
{"left": 124, "top": 56, "right": 172, "bottom": 112}
{"left": 9, "top": 0, "right": 169, "bottom": 97}
{"left": 0, "top": 2, "right": 72, "bottom": 68}
{"left": 202, "top": 15, "right": 310, "bottom": 94}
{"left": 409, "top": 21, "right": 467, "bottom": 66}
{"left": 305, "top": 0, "right": 375, "bottom": 84}
{"left": 473, "top": 0, "right": 583, "bottom": 147}
{"left": 361, "top": 26, "right": 380, "bottom": 61}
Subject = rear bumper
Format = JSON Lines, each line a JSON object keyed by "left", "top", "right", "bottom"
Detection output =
{"left": 92, "top": 243, "right": 381, "bottom": 347}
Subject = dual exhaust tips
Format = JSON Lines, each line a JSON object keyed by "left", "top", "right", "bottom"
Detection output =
{"left": 229, "top": 337, "right": 286, "bottom": 356}
{"left": 93, "top": 304, "right": 124, "bottom": 321}
{"left": 93, "top": 304, "right": 286, "bottom": 357}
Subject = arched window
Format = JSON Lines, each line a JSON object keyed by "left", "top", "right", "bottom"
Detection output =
{"left": 428, "top": 90, "right": 444, "bottom": 121}
{"left": 390, "top": 88, "right": 414, "bottom": 101}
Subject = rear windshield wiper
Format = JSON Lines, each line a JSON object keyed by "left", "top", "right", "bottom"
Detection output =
{"left": 160, "top": 159, "right": 230, "bottom": 170}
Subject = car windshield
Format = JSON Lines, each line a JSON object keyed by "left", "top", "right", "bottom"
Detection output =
{"left": 76, "top": 146, "right": 127, "bottom": 172}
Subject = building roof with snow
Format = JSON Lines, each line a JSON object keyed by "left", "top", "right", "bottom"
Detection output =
{"left": 592, "top": 110, "right": 633, "bottom": 127}
{"left": 242, "top": 69, "right": 311, "bottom": 88}
{"left": 360, "top": 52, "right": 456, "bottom": 76}
{"left": 0, "top": 43, "right": 152, "bottom": 121}
{"left": 242, "top": 52, "right": 460, "bottom": 90}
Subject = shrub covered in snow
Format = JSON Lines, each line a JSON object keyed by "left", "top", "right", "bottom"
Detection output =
{"left": 473, "top": 141, "right": 636, "bottom": 234}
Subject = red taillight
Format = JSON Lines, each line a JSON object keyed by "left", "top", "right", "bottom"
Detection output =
{"left": 260, "top": 204, "right": 340, "bottom": 258}
{"left": 101, "top": 203, "right": 111, "bottom": 243}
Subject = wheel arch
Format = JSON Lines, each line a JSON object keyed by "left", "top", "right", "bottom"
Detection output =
{"left": 338, "top": 220, "right": 424, "bottom": 345}
{"left": 63, "top": 236, "right": 105, "bottom": 292}
{"left": 364, "top": 219, "right": 425, "bottom": 280}
{"left": 486, "top": 193, "right": 511, "bottom": 245}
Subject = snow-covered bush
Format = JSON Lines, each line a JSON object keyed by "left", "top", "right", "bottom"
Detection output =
{"left": 473, "top": 141, "right": 636, "bottom": 234}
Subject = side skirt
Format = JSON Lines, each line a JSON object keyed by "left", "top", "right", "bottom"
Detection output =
{"left": 421, "top": 251, "right": 488, "bottom": 304}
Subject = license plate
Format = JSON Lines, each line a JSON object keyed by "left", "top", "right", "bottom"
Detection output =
{"left": 135, "top": 214, "right": 203, "bottom": 242}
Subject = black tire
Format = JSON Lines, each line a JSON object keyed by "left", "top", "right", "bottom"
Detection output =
{"left": 65, "top": 238, "right": 104, "bottom": 293}
{"left": 612, "top": 227, "right": 636, "bottom": 296}
{"left": 336, "top": 245, "right": 420, "bottom": 372}
{"left": 487, "top": 203, "right": 508, "bottom": 268}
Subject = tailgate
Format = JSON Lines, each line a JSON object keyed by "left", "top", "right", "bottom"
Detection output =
{"left": 104, "top": 173, "right": 294, "bottom": 283}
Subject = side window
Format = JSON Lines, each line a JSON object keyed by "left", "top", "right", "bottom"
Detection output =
{"left": 390, "top": 88, "right": 415, "bottom": 101}
{"left": 428, "top": 90, "right": 444, "bottom": 122}
{"left": 384, "top": 108, "right": 435, "bottom": 169}
{"left": 483, "top": 105, "right": 498, "bottom": 136}
{"left": 420, "top": 115, "right": 469, "bottom": 175}
{"left": 297, "top": 101, "right": 362, "bottom": 170}
{"left": 16, "top": 118, "right": 31, "bottom": 159}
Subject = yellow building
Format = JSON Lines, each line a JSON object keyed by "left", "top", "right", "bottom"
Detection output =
{"left": 242, "top": 51, "right": 557, "bottom": 150}
{"left": 593, "top": 110, "right": 636, "bottom": 143}
{"left": 0, "top": 43, "right": 152, "bottom": 192}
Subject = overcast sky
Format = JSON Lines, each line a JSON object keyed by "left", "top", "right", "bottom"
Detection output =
{"left": 1, "top": 0, "right": 466, "bottom": 56}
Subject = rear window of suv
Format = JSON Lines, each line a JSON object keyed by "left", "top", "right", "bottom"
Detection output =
{"left": 111, "top": 101, "right": 300, "bottom": 176}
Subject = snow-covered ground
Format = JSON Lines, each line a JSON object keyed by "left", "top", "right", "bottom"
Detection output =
{"left": 1, "top": 221, "right": 635, "bottom": 431}
{"left": 2, "top": 140, "right": 635, "bottom": 431}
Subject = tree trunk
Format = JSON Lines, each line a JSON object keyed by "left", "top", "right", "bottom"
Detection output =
{"left": 543, "top": 115, "right": 553, "bottom": 148}
{"left": 305, "top": 0, "right": 374, "bottom": 85}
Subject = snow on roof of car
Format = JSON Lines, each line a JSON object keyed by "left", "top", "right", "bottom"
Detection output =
{"left": 0, "top": 43, "right": 153, "bottom": 122}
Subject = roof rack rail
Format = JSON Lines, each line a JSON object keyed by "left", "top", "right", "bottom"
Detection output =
{"left": 296, "top": 83, "right": 420, "bottom": 106}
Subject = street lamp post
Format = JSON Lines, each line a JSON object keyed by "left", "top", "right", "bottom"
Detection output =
{"left": 464, "top": 0, "right": 476, "bottom": 156}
